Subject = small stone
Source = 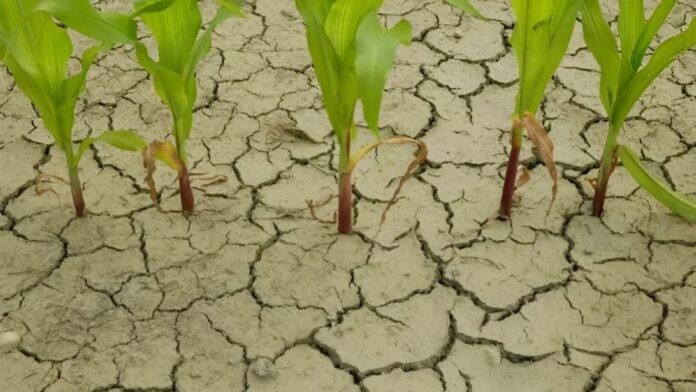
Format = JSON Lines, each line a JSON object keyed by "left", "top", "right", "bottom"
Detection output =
{"left": 0, "top": 331, "right": 22, "bottom": 353}
{"left": 251, "top": 358, "right": 277, "bottom": 378}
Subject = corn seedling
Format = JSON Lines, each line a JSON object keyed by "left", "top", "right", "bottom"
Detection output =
{"left": 131, "top": 0, "right": 241, "bottom": 213}
{"left": 296, "top": 0, "right": 426, "bottom": 234}
{"left": 498, "top": 0, "right": 581, "bottom": 218}
{"left": 0, "top": 0, "right": 147, "bottom": 217}
{"left": 42, "top": 0, "right": 243, "bottom": 214}
{"left": 581, "top": 0, "right": 696, "bottom": 219}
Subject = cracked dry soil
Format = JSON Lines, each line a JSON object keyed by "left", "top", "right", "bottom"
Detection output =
{"left": 1, "top": 0, "right": 696, "bottom": 391}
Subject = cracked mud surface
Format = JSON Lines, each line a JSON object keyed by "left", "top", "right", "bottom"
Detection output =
{"left": 1, "top": 0, "right": 696, "bottom": 390}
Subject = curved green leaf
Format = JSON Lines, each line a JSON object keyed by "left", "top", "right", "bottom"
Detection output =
{"left": 355, "top": 13, "right": 411, "bottom": 135}
{"left": 511, "top": 0, "right": 580, "bottom": 114}
{"left": 133, "top": 0, "right": 176, "bottom": 17}
{"left": 631, "top": 0, "right": 675, "bottom": 68}
{"left": 183, "top": 8, "right": 234, "bottom": 89}
{"left": 135, "top": 43, "right": 193, "bottom": 143}
{"left": 0, "top": 2, "right": 72, "bottom": 144}
{"left": 580, "top": 0, "right": 620, "bottom": 113}
{"left": 618, "top": 0, "right": 645, "bottom": 76}
{"left": 33, "top": 0, "right": 137, "bottom": 44}
{"left": 324, "top": 0, "right": 381, "bottom": 63}
{"left": 295, "top": 0, "right": 341, "bottom": 132}
{"left": 139, "top": 0, "right": 201, "bottom": 72}
{"left": 618, "top": 145, "right": 696, "bottom": 221}
{"left": 75, "top": 130, "right": 147, "bottom": 164}
{"left": 97, "top": 131, "right": 148, "bottom": 151}
{"left": 612, "top": 18, "right": 696, "bottom": 130}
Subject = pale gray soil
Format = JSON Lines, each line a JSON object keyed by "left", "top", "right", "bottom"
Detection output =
{"left": 1, "top": 0, "right": 696, "bottom": 391}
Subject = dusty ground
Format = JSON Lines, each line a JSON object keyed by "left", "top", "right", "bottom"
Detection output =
{"left": 1, "top": 0, "right": 696, "bottom": 391}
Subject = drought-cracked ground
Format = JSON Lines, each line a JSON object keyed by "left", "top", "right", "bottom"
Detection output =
{"left": 2, "top": 0, "right": 696, "bottom": 391}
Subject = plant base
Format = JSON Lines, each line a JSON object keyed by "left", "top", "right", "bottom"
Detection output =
{"left": 69, "top": 170, "right": 86, "bottom": 218}
{"left": 338, "top": 172, "right": 352, "bottom": 234}
{"left": 592, "top": 175, "right": 610, "bottom": 217}
{"left": 498, "top": 142, "right": 521, "bottom": 218}
{"left": 179, "top": 166, "right": 195, "bottom": 215}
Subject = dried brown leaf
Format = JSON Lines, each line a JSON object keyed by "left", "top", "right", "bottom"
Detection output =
{"left": 516, "top": 166, "right": 531, "bottom": 189}
{"left": 346, "top": 135, "right": 428, "bottom": 229}
{"left": 142, "top": 140, "right": 185, "bottom": 210}
{"left": 34, "top": 173, "right": 69, "bottom": 204}
{"left": 522, "top": 113, "right": 557, "bottom": 217}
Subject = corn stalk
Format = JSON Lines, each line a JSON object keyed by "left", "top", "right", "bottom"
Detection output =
{"left": 39, "top": 0, "right": 243, "bottom": 214}
{"left": 581, "top": 0, "right": 696, "bottom": 219}
{"left": 0, "top": 0, "right": 141, "bottom": 217}
{"left": 296, "top": 0, "right": 423, "bottom": 234}
{"left": 499, "top": 0, "right": 581, "bottom": 218}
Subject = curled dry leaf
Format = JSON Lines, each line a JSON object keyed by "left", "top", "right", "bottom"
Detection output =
{"left": 34, "top": 173, "right": 70, "bottom": 204}
{"left": 516, "top": 166, "right": 531, "bottom": 189}
{"left": 587, "top": 177, "right": 598, "bottom": 191}
{"left": 142, "top": 140, "right": 184, "bottom": 209}
{"left": 346, "top": 135, "right": 428, "bottom": 228}
{"left": 521, "top": 113, "right": 557, "bottom": 216}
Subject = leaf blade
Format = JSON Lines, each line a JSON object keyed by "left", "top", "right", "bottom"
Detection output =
{"left": 618, "top": 145, "right": 696, "bottom": 221}
{"left": 355, "top": 14, "right": 411, "bottom": 135}
{"left": 33, "top": 0, "right": 137, "bottom": 44}
{"left": 612, "top": 18, "right": 696, "bottom": 129}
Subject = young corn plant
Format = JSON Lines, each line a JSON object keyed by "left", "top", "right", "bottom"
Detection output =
{"left": 296, "top": 0, "right": 426, "bottom": 235}
{"left": 0, "top": 0, "right": 142, "bottom": 217}
{"left": 132, "top": 0, "right": 242, "bottom": 214}
{"left": 41, "top": 0, "right": 243, "bottom": 214}
{"left": 581, "top": 0, "right": 696, "bottom": 219}
{"left": 499, "top": 0, "right": 582, "bottom": 218}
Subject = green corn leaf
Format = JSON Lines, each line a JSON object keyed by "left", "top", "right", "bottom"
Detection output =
{"left": 336, "top": 67, "right": 360, "bottom": 141}
{"left": 3, "top": 12, "right": 71, "bottom": 98}
{"left": 631, "top": 0, "right": 676, "bottom": 68}
{"left": 75, "top": 131, "right": 147, "bottom": 164}
{"left": 612, "top": 18, "right": 696, "bottom": 130}
{"left": 355, "top": 13, "right": 411, "bottom": 135}
{"left": 4, "top": 55, "right": 62, "bottom": 144}
{"left": 511, "top": 0, "right": 580, "bottom": 115}
{"left": 97, "top": 131, "right": 148, "bottom": 151}
{"left": 32, "top": 0, "right": 137, "bottom": 44}
{"left": 133, "top": 0, "right": 176, "bottom": 17}
{"left": 580, "top": 0, "right": 620, "bottom": 113}
{"left": 295, "top": 0, "right": 341, "bottom": 131}
{"left": 618, "top": 145, "right": 696, "bottom": 221}
{"left": 134, "top": 43, "right": 193, "bottom": 142}
{"left": 324, "top": 0, "right": 382, "bottom": 64}
{"left": 183, "top": 8, "right": 234, "bottom": 88}
{"left": 57, "top": 43, "right": 110, "bottom": 150}
{"left": 214, "top": 0, "right": 245, "bottom": 16}
{"left": 139, "top": 0, "right": 202, "bottom": 73}
{"left": 445, "top": 0, "right": 485, "bottom": 19}
{"left": 0, "top": 4, "right": 73, "bottom": 145}
{"left": 618, "top": 0, "right": 645, "bottom": 76}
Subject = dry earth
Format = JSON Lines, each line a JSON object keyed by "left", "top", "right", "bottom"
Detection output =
{"left": 1, "top": 0, "right": 696, "bottom": 391}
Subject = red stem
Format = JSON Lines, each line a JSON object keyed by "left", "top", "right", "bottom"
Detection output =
{"left": 179, "top": 165, "right": 195, "bottom": 215}
{"left": 338, "top": 171, "right": 352, "bottom": 234}
{"left": 499, "top": 133, "right": 522, "bottom": 218}
{"left": 592, "top": 168, "right": 611, "bottom": 217}
{"left": 69, "top": 169, "right": 86, "bottom": 218}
